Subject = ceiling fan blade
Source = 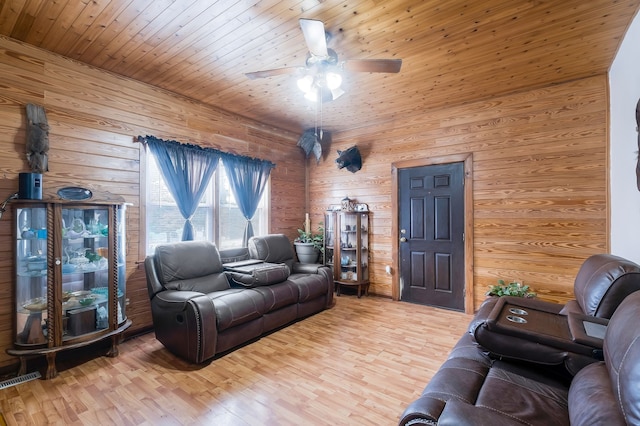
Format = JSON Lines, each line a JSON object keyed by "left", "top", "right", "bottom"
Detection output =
{"left": 245, "top": 66, "right": 301, "bottom": 80}
{"left": 343, "top": 59, "right": 403, "bottom": 73}
{"left": 299, "top": 18, "right": 328, "bottom": 57}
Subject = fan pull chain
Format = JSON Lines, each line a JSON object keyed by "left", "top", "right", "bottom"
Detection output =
{"left": 319, "top": 95, "right": 323, "bottom": 140}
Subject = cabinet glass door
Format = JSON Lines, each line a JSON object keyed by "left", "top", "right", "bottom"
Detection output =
{"left": 116, "top": 205, "right": 127, "bottom": 325}
{"left": 324, "top": 212, "right": 335, "bottom": 267}
{"left": 61, "top": 207, "right": 111, "bottom": 340}
{"left": 15, "top": 205, "right": 49, "bottom": 346}
{"left": 360, "top": 213, "right": 369, "bottom": 282}
{"left": 339, "top": 213, "right": 359, "bottom": 282}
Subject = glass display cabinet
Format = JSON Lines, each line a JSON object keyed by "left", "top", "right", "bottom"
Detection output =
{"left": 325, "top": 210, "right": 370, "bottom": 297}
{"left": 9, "top": 193, "right": 131, "bottom": 379}
{"left": 323, "top": 211, "right": 336, "bottom": 267}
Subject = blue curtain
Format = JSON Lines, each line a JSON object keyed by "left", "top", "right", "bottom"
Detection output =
{"left": 222, "top": 154, "right": 275, "bottom": 246}
{"left": 144, "top": 136, "right": 221, "bottom": 241}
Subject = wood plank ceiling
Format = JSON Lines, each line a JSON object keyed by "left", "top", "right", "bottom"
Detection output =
{"left": 0, "top": 0, "right": 638, "bottom": 135}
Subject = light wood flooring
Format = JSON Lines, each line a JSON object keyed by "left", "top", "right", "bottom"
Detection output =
{"left": 0, "top": 296, "right": 471, "bottom": 425}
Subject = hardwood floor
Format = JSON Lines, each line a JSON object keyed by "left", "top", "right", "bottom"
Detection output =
{"left": 0, "top": 296, "right": 471, "bottom": 425}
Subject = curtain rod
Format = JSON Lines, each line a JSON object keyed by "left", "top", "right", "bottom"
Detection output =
{"left": 134, "top": 135, "right": 275, "bottom": 168}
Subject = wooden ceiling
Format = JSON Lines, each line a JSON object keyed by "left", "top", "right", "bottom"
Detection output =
{"left": 1, "top": 0, "right": 638, "bottom": 134}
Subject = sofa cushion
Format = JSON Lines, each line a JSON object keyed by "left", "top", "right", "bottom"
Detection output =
{"left": 207, "top": 288, "right": 265, "bottom": 331}
{"left": 154, "top": 241, "right": 230, "bottom": 293}
{"left": 228, "top": 263, "right": 290, "bottom": 287}
{"left": 475, "top": 361, "right": 569, "bottom": 425}
{"left": 251, "top": 280, "right": 299, "bottom": 312}
{"left": 437, "top": 400, "right": 521, "bottom": 426}
{"left": 289, "top": 273, "right": 329, "bottom": 303}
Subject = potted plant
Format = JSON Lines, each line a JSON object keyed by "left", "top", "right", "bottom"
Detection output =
{"left": 294, "top": 222, "right": 324, "bottom": 264}
{"left": 486, "top": 279, "right": 536, "bottom": 298}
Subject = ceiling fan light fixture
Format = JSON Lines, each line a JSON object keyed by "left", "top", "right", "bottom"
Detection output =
{"left": 297, "top": 75, "right": 314, "bottom": 93}
{"left": 330, "top": 86, "right": 345, "bottom": 101}
{"left": 304, "top": 87, "right": 319, "bottom": 102}
{"left": 298, "top": 70, "right": 343, "bottom": 102}
{"left": 246, "top": 18, "right": 403, "bottom": 103}
{"left": 325, "top": 71, "right": 342, "bottom": 90}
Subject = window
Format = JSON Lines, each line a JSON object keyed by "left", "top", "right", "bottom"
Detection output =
{"left": 216, "top": 161, "right": 269, "bottom": 250}
{"left": 145, "top": 151, "right": 269, "bottom": 255}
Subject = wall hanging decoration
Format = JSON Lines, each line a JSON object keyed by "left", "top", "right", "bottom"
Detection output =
{"left": 297, "top": 128, "right": 330, "bottom": 164}
{"left": 335, "top": 145, "right": 362, "bottom": 173}
{"left": 25, "top": 103, "right": 50, "bottom": 173}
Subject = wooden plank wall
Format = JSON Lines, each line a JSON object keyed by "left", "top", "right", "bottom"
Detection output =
{"left": 0, "top": 36, "right": 304, "bottom": 370}
{"left": 0, "top": 33, "right": 610, "bottom": 370}
{"left": 309, "top": 76, "right": 609, "bottom": 308}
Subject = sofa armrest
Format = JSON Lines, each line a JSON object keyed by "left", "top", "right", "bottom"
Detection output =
{"left": 568, "top": 362, "right": 626, "bottom": 425}
{"left": 292, "top": 262, "right": 322, "bottom": 274}
{"left": 398, "top": 395, "right": 444, "bottom": 426}
{"left": 153, "top": 289, "right": 206, "bottom": 309}
{"left": 317, "top": 265, "right": 335, "bottom": 308}
{"left": 144, "top": 255, "right": 163, "bottom": 299}
{"left": 472, "top": 295, "right": 603, "bottom": 374}
{"left": 290, "top": 263, "right": 334, "bottom": 308}
{"left": 468, "top": 296, "right": 500, "bottom": 335}
{"left": 150, "top": 290, "right": 218, "bottom": 363}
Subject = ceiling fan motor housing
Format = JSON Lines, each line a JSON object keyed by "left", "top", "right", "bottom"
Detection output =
{"left": 305, "top": 48, "right": 339, "bottom": 68}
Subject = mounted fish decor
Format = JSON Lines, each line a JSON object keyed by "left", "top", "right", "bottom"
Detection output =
{"left": 335, "top": 145, "right": 362, "bottom": 173}
{"left": 297, "top": 128, "right": 328, "bottom": 164}
{"left": 25, "top": 103, "right": 50, "bottom": 173}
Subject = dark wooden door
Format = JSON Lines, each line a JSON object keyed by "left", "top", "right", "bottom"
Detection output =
{"left": 399, "top": 162, "right": 465, "bottom": 310}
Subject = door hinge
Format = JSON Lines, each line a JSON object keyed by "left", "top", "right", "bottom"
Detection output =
{"left": 462, "top": 232, "right": 465, "bottom": 242}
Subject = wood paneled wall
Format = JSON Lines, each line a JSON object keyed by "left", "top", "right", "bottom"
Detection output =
{"left": 0, "top": 36, "right": 305, "bottom": 370}
{"left": 309, "top": 76, "right": 609, "bottom": 308}
{"left": 0, "top": 33, "right": 610, "bottom": 370}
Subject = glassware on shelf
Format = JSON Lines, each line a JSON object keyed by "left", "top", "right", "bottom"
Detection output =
{"left": 10, "top": 197, "right": 130, "bottom": 379}
{"left": 326, "top": 209, "right": 370, "bottom": 297}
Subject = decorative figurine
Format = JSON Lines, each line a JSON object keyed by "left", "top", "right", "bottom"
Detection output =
{"left": 25, "top": 103, "right": 50, "bottom": 173}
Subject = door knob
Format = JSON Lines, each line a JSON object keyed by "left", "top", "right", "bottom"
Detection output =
{"left": 400, "top": 237, "right": 407, "bottom": 243}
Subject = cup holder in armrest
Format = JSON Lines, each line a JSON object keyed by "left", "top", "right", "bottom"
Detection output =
{"left": 506, "top": 315, "right": 527, "bottom": 323}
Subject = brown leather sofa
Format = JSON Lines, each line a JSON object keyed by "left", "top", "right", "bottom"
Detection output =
{"left": 144, "top": 234, "right": 333, "bottom": 363}
{"left": 399, "top": 254, "right": 640, "bottom": 425}
{"left": 471, "top": 254, "right": 640, "bottom": 375}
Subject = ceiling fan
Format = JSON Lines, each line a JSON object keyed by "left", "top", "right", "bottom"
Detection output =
{"left": 245, "top": 18, "right": 402, "bottom": 102}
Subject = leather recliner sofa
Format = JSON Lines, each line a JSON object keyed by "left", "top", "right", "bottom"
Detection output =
{"left": 144, "top": 234, "right": 333, "bottom": 363}
{"left": 471, "top": 253, "right": 640, "bottom": 374}
{"left": 399, "top": 254, "right": 640, "bottom": 425}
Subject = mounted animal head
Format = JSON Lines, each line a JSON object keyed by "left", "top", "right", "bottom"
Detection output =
{"left": 335, "top": 145, "right": 362, "bottom": 173}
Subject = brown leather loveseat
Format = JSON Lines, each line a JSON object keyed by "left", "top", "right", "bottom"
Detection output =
{"left": 144, "top": 234, "right": 333, "bottom": 363}
{"left": 399, "top": 254, "right": 640, "bottom": 425}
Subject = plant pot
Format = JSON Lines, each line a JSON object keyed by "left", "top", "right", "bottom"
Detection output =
{"left": 294, "top": 242, "right": 320, "bottom": 264}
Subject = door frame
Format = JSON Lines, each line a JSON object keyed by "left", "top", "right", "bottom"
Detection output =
{"left": 391, "top": 153, "right": 474, "bottom": 314}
